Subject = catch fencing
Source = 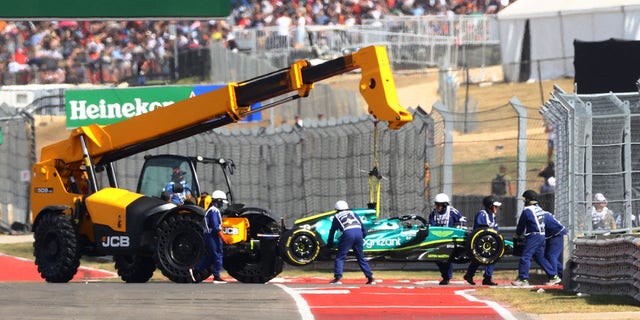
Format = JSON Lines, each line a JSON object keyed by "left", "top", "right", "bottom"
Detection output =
{"left": 0, "top": 106, "right": 31, "bottom": 230}
{"left": 541, "top": 86, "right": 640, "bottom": 301}
{"left": 0, "top": 89, "right": 67, "bottom": 231}
{"left": 428, "top": 95, "right": 550, "bottom": 223}
{"left": 540, "top": 88, "right": 640, "bottom": 238}
{"left": 106, "top": 112, "right": 431, "bottom": 226}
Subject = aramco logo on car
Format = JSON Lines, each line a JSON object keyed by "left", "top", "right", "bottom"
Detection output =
{"left": 364, "top": 237, "right": 401, "bottom": 249}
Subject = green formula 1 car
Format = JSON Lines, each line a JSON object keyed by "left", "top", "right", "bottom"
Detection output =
{"left": 279, "top": 207, "right": 513, "bottom": 267}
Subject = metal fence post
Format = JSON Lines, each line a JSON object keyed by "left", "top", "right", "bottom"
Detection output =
{"left": 510, "top": 97, "right": 527, "bottom": 216}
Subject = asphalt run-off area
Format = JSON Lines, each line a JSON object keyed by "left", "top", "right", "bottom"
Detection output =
{"left": 0, "top": 253, "right": 533, "bottom": 320}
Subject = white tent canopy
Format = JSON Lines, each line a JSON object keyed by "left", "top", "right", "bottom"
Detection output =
{"left": 497, "top": 0, "right": 640, "bottom": 82}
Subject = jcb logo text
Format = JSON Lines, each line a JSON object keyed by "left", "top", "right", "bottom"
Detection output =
{"left": 223, "top": 227, "right": 239, "bottom": 235}
{"left": 101, "top": 236, "right": 130, "bottom": 247}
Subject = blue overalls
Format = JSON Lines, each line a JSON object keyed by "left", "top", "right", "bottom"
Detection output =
{"left": 195, "top": 204, "right": 224, "bottom": 278}
{"left": 544, "top": 212, "right": 567, "bottom": 278}
{"left": 466, "top": 209, "right": 498, "bottom": 281}
{"left": 165, "top": 180, "right": 192, "bottom": 205}
{"left": 428, "top": 206, "right": 466, "bottom": 281}
{"left": 515, "top": 204, "right": 557, "bottom": 280}
{"left": 328, "top": 209, "right": 373, "bottom": 280}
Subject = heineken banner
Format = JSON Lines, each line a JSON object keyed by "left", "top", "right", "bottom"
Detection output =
{"left": 65, "top": 85, "right": 261, "bottom": 128}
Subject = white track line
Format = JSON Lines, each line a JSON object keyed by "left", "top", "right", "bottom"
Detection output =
{"left": 275, "top": 284, "right": 315, "bottom": 320}
{"left": 456, "top": 289, "right": 518, "bottom": 320}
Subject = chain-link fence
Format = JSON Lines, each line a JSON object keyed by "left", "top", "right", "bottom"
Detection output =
{"left": 541, "top": 88, "right": 640, "bottom": 239}
{"left": 0, "top": 106, "right": 32, "bottom": 230}
{"left": 427, "top": 93, "right": 552, "bottom": 223}
{"left": 0, "top": 90, "right": 66, "bottom": 232}
{"left": 19, "top": 110, "right": 428, "bottom": 228}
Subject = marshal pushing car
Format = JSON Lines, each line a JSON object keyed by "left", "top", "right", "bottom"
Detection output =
{"left": 278, "top": 205, "right": 513, "bottom": 267}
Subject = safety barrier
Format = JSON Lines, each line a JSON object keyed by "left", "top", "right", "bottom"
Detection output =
{"left": 570, "top": 236, "right": 640, "bottom": 302}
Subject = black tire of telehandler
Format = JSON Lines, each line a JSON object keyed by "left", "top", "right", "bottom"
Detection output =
{"left": 224, "top": 213, "right": 283, "bottom": 283}
{"left": 155, "top": 213, "right": 206, "bottom": 283}
{"left": 33, "top": 212, "right": 80, "bottom": 283}
{"left": 114, "top": 254, "right": 156, "bottom": 283}
{"left": 279, "top": 227, "right": 321, "bottom": 266}
{"left": 467, "top": 227, "right": 505, "bottom": 265}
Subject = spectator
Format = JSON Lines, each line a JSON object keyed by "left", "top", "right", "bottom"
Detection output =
{"left": 590, "top": 193, "right": 616, "bottom": 231}
{"left": 512, "top": 190, "right": 560, "bottom": 286}
{"left": 0, "top": 1, "right": 515, "bottom": 86}
{"left": 294, "top": 115, "right": 304, "bottom": 129}
{"left": 274, "top": 10, "right": 292, "bottom": 47}
{"left": 538, "top": 161, "right": 555, "bottom": 194}
{"left": 222, "top": 27, "right": 239, "bottom": 52}
{"left": 545, "top": 122, "right": 555, "bottom": 162}
{"left": 7, "top": 49, "right": 31, "bottom": 73}
{"left": 294, "top": 8, "right": 307, "bottom": 48}
{"left": 491, "top": 164, "right": 513, "bottom": 197}
{"left": 463, "top": 195, "right": 502, "bottom": 286}
{"left": 428, "top": 193, "right": 467, "bottom": 285}
{"left": 134, "top": 56, "right": 150, "bottom": 86}
{"left": 13, "top": 47, "right": 29, "bottom": 65}
{"left": 327, "top": 200, "right": 376, "bottom": 285}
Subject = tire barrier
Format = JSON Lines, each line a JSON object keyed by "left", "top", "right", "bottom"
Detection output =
{"left": 570, "top": 236, "right": 640, "bottom": 302}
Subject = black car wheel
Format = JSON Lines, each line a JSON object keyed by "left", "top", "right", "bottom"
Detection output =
{"left": 279, "top": 227, "right": 320, "bottom": 266}
{"left": 33, "top": 212, "right": 80, "bottom": 283}
{"left": 468, "top": 228, "right": 505, "bottom": 265}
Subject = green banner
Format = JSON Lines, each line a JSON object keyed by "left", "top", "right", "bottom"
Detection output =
{"left": 0, "top": 0, "right": 230, "bottom": 19}
{"left": 65, "top": 86, "right": 193, "bottom": 128}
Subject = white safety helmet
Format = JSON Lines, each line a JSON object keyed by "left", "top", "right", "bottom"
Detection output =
{"left": 335, "top": 200, "right": 349, "bottom": 211}
{"left": 434, "top": 193, "right": 450, "bottom": 205}
{"left": 211, "top": 190, "right": 229, "bottom": 204}
{"left": 593, "top": 193, "right": 607, "bottom": 203}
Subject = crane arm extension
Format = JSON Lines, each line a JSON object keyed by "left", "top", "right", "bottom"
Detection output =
{"left": 39, "top": 45, "right": 412, "bottom": 165}
{"left": 235, "top": 45, "right": 412, "bottom": 129}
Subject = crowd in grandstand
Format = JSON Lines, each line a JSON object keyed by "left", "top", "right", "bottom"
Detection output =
{"left": 0, "top": 0, "right": 511, "bottom": 86}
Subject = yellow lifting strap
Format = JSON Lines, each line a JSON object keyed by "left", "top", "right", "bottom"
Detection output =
{"left": 368, "top": 121, "right": 382, "bottom": 219}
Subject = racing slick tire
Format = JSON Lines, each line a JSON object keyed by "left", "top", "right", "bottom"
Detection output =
{"left": 33, "top": 212, "right": 80, "bottom": 283}
{"left": 279, "top": 227, "right": 321, "bottom": 266}
{"left": 467, "top": 227, "right": 505, "bottom": 265}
